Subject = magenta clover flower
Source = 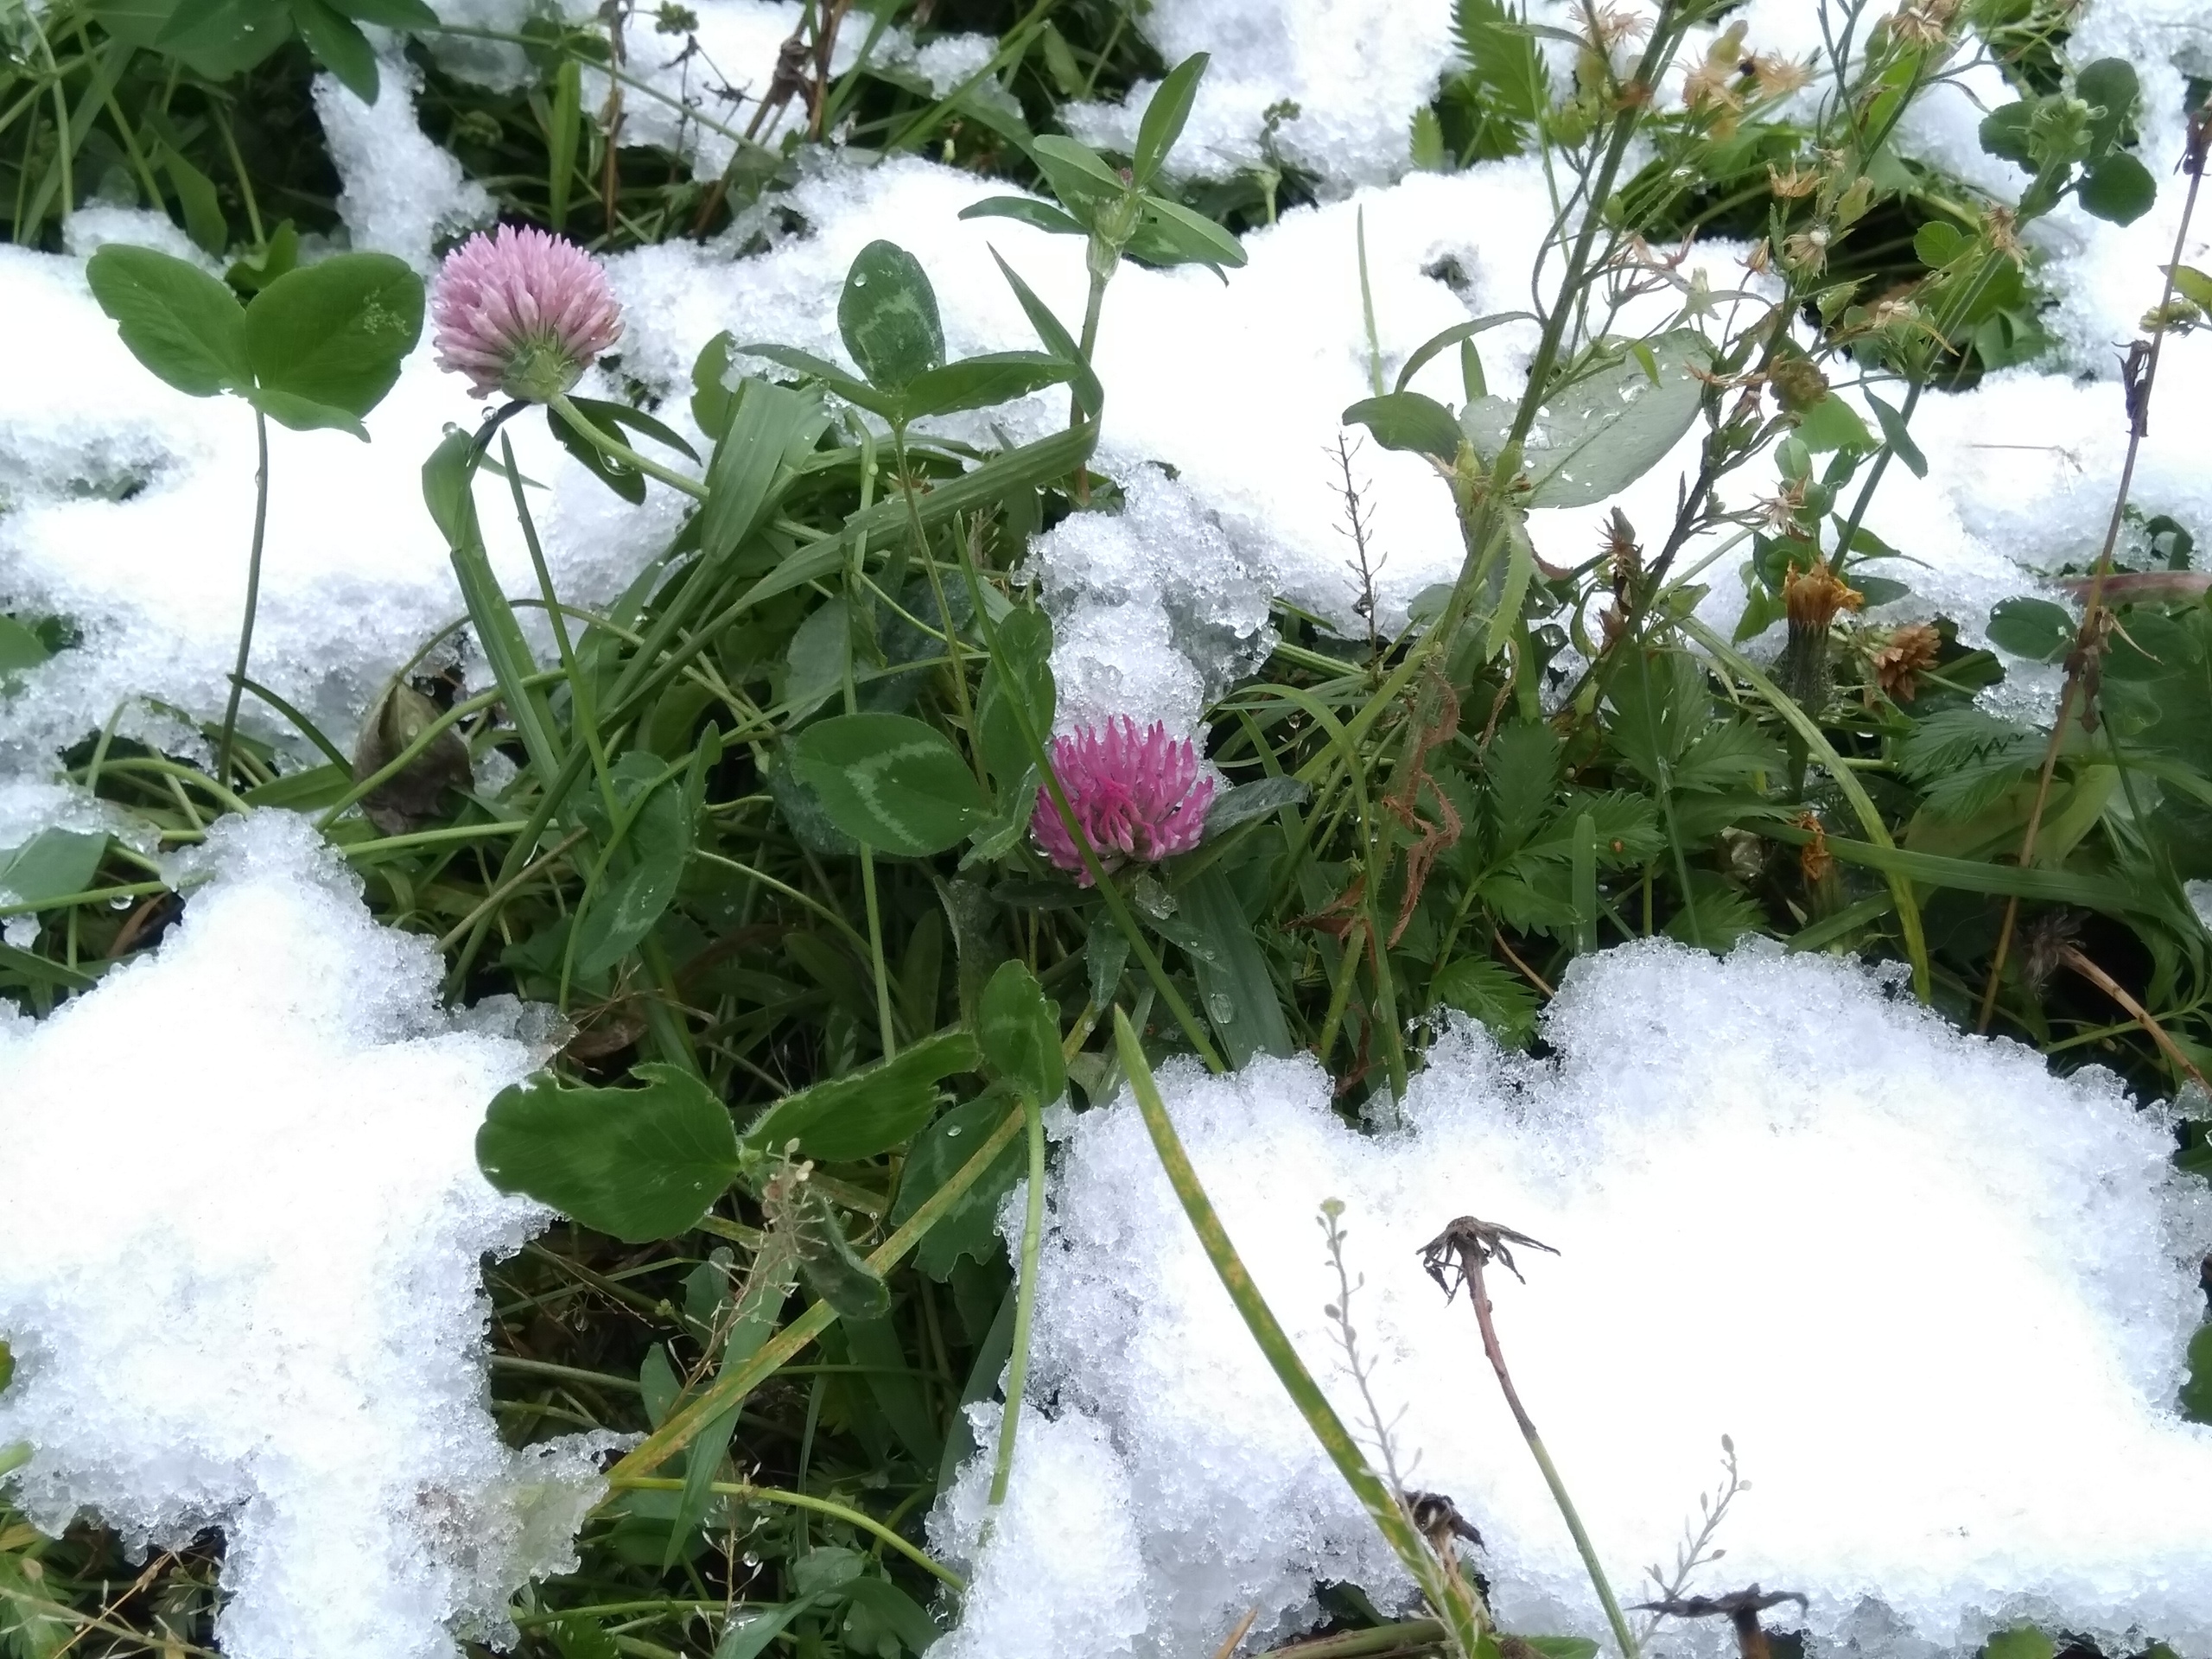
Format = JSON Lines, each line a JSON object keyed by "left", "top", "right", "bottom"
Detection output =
{"left": 1032, "top": 717, "right": 1216, "bottom": 885}
{"left": 431, "top": 226, "right": 623, "bottom": 403}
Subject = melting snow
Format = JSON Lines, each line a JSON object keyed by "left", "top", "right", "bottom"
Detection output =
{"left": 0, "top": 810, "right": 618, "bottom": 1659}
{"left": 932, "top": 941, "right": 2212, "bottom": 1658}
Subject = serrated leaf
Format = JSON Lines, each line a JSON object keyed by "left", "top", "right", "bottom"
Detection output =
{"left": 476, "top": 1064, "right": 743, "bottom": 1242}
{"left": 792, "top": 713, "right": 989, "bottom": 857}
{"left": 1431, "top": 954, "right": 1539, "bottom": 1046}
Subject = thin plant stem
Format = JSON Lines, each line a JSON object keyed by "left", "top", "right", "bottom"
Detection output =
{"left": 1115, "top": 1010, "right": 1487, "bottom": 1656}
{"left": 607, "top": 1476, "right": 962, "bottom": 1587}
{"left": 1434, "top": 1224, "right": 1637, "bottom": 1659}
{"left": 1979, "top": 114, "right": 2209, "bottom": 1031}
{"left": 216, "top": 409, "right": 271, "bottom": 784}
{"left": 986, "top": 1092, "right": 1048, "bottom": 1508}
{"left": 548, "top": 393, "right": 709, "bottom": 499}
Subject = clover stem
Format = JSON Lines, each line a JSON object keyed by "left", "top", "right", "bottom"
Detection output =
{"left": 547, "top": 393, "right": 709, "bottom": 499}
{"left": 216, "top": 409, "right": 271, "bottom": 785}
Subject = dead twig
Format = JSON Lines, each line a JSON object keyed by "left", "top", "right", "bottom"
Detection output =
{"left": 1632, "top": 1586, "right": 1807, "bottom": 1659}
{"left": 1979, "top": 107, "right": 2210, "bottom": 1031}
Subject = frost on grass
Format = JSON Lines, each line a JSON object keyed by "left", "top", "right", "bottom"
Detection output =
{"left": 0, "top": 811, "right": 619, "bottom": 1659}
{"left": 933, "top": 941, "right": 2212, "bottom": 1658}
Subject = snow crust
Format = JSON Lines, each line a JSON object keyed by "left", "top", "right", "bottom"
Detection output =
{"left": 932, "top": 942, "right": 2212, "bottom": 1658}
{"left": 314, "top": 60, "right": 497, "bottom": 272}
{"left": 0, "top": 810, "right": 615, "bottom": 1659}
{"left": 1059, "top": 0, "right": 1457, "bottom": 190}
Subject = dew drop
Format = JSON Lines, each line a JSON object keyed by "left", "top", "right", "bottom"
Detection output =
{"left": 1207, "top": 993, "right": 1236, "bottom": 1022}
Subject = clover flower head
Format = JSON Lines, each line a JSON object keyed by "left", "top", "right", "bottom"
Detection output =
{"left": 431, "top": 226, "right": 622, "bottom": 402}
{"left": 1032, "top": 717, "right": 1215, "bottom": 885}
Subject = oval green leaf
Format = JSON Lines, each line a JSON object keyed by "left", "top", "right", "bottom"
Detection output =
{"left": 476, "top": 1063, "right": 745, "bottom": 1242}
{"left": 792, "top": 713, "right": 988, "bottom": 856}
{"left": 743, "top": 1028, "right": 981, "bottom": 1161}
{"left": 85, "top": 244, "right": 248, "bottom": 398}
{"left": 978, "top": 958, "right": 1064, "bottom": 1107}
{"left": 244, "top": 251, "right": 424, "bottom": 429}
{"left": 837, "top": 240, "right": 944, "bottom": 393}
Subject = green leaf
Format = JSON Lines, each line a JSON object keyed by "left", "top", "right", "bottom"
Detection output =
{"left": 476, "top": 1064, "right": 744, "bottom": 1242}
{"left": 987, "top": 247, "right": 1102, "bottom": 417}
{"left": 1866, "top": 391, "right": 1926, "bottom": 477}
{"left": 1465, "top": 330, "right": 1709, "bottom": 506}
{"left": 290, "top": 0, "right": 379, "bottom": 102}
{"left": 161, "top": 144, "right": 228, "bottom": 257}
{"left": 2169, "top": 264, "right": 2212, "bottom": 310}
{"left": 1133, "top": 194, "right": 1249, "bottom": 271}
{"left": 1342, "top": 391, "right": 1461, "bottom": 459}
{"left": 1794, "top": 393, "right": 1872, "bottom": 453}
{"left": 0, "top": 614, "right": 50, "bottom": 677}
{"left": 742, "top": 341, "right": 895, "bottom": 415}
{"left": 976, "top": 607, "right": 1054, "bottom": 791}
{"left": 792, "top": 713, "right": 989, "bottom": 857}
{"left": 85, "top": 244, "right": 247, "bottom": 397}
{"left": 1978, "top": 101, "right": 2035, "bottom": 168}
{"left": 891, "top": 1093, "right": 1025, "bottom": 1277}
{"left": 838, "top": 240, "right": 944, "bottom": 393}
{"left": 2079, "top": 152, "right": 2156, "bottom": 226}
{"left": 979, "top": 959, "right": 1065, "bottom": 1107}
{"left": 839, "top": 1578, "right": 940, "bottom": 1656}
{"left": 1432, "top": 954, "right": 1539, "bottom": 1046}
{"left": 327, "top": 0, "right": 438, "bottom": 29}
{"left": 1986, "top": 1630, "right": 2056, "bottom": 1659}
{"left": 1029, "top": 135, "right": 1127, "bottom": 217}
{"left": 1912, "top": 220, "right": 1967, "bottom": 268}
{"left": 1179, "top": 868, "right": 1294, "bottom": 1065}
{"left": 957, "top": 195, "right": 1090, "bottom": 236}
{"left": 1204, "top": 775, "right": 1310, "bottom": 838}
{"left": 1522, "top": 1638, "right": 1600, "bottom": 1659}
{"left": 575, "top": 756, "right": 695, "bottom": 976}
{"left": 548, "top": 1618, "right": 622, "bottom": 1659}
{"left": 716, "top": 1598, "right": 824, "bottom": 1659}
{"left": 0, "top": 830, "right": 108, "bottom": 906}
{"left": 786, "top": 1181, "right": 891, "bottom": 1322}
{"left": 245, "top": 251, "right": 423, "bottom": 430}
{"left": 1394, "top": 313, "right": 1517, "bottom": 396}
{"left": 743, "top": 1029, "right": 981, "bottom": 1161}
{"left": 699, "top": 376, "right": 830, "bottom": 563}
{"left": 1986, "top": 595, "right": 2075, "bottom": 662}
{"left": 132, "top": 0, "right": 291, "bottom": 76}
{"left": 2075, "top": 58, "right": 2139, "bottom": 153}
{"left": 1133, "top": 51, "right": 1209, "bottom": 185}
{"left": 899, "top": 351, "right": 1075, "bottom": 420}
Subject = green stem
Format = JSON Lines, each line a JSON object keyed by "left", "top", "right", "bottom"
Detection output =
{"left": 549, "top": 394, "right": 708, "bottom": 499}
{"left": 986, "top": 1094, "right": 1048, "bottom": 1508}
{"left": 603, "top": 1103, "right": 1027, "bottom": 1484}
{"left": 1113, "top": 1010, "right": 1485, "bottom": 1656}
{"left": 608, "top": 1477, "right": 963, "bottom": 1588}
{"left": 216, "top": 410, "right": 271, "bottom": 785}
{"left": 504, "top": 433, "right": 620, "bottom": 822}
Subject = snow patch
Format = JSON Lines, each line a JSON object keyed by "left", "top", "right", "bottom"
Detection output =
{"left": 0, "top": 810, "right": 617, "bottom": 1659}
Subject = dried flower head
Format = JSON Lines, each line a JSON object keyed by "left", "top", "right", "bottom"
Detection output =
{"left": 1750, "top": 52, "right": 1812, "bottom": 100}
{"left": 1888, "top": 0, "right": 1961, "bottom": 48}
{"left": 1779, "top": 559, "right": 1863, "bottom": 708}
{"left": 1032, "top": 717, "right": 1216, "bottom": 884}
{"left": 1781, "top": 224, "right": 1832, "bottom": 276}
{"left": 1766, "top": 162, "right": 1820, "bottom": 200}
{"left": 1868, "top": 621, "right": 1942, "bottom": 702}
{"left": 1792, "top": 810, "right": 1834, "bottom": 885}
{"left": 1683, "top": 22, "right": 1749, "bottom": 136}
{"left": 431, "top": 226, "right": 623, "bottom": 402}
{"left": 1982, "top": 204, "right": 2024, "bottom": 263}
